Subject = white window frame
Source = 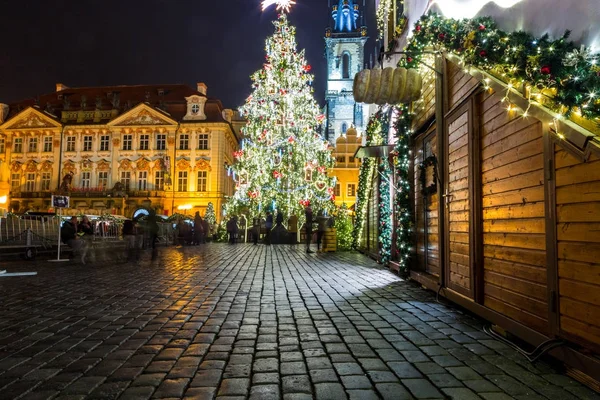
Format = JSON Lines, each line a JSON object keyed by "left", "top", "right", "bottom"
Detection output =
{"left": 28, "top": 137, "right": 38, "bottom": 153}
{"left": 139, "top": 134, "right": 149, "bottom": 151}
{"left": 25, "top": 173, "right": 36, "bottom": 192}
{"left": 66, "top": 136, "right": 75, "bottom": 152}
{"left": 83, "top": 136, "right": 93, "bottom": 152}
{"left": 156, "top": 134, "right": 166, "bottom": 150}
{"left": 81, "top": 172, "right": 91, "bottom": 189}
{"left": 121, "top": 171, "right": 131, "bottom": 191}
{"left": 347, "top": 183, "right": 357, "bottom": 197}
{"left": 122, "top": 134, "right": 132, "bottom": 151}
{"left": 43, "top": 136, "right": 53, "bottom": 152}
{"left": 198, "top": 134, "right": 209, "bottom": 150}
{"left": 98, "top": 171, "right": 109, "bottom": 190}
{"left": 138, "top": 171, "right": 148, "bottom": 190}
{"left": 178, "top": 171, "right": 188, "bottom": 192}
{"left": 179, "top": 134, "right": 189, "bottom": 150}
{"left": 155, "top": 171, "right": 165, "bottom": 190}
{"left": 14, "top": 138, "right": 23, "bottom": 153}
{"left": 41, "top": 172, "right": 51, "bottom": 191}
{"left": 197, "top": 170, "right": 208, "bottom": 192}
{"left": 11, "top": 173, "right": 20, "bottom": 189}
{"left": 100, "top": 135, "right": 110, "bottom": 152}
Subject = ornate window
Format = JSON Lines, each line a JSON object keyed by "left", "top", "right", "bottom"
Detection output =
{"left": 178, "top": 171, "right": 188, "bottom": 192}
{"left": 43, "top": 136, "right": 53, "bottom": 152}
{"left": 98, "top": 171, "right": 108, "bottom": 190}
{"left": 191, "top": 104, "right": 200, "bottom": 115}
{"left": 28, "top": 137, "right": 38, "bottom": 153}
{"left": 197, "top": 170, "right": 208, "bottom": 192}
{"left": 13, "top": 138, "right": 23, "bottom": 153}
{"left": 121, "top": 171, "right": 131, "bottom": 190}
{"left": 341, "top": 122, "right": 348, "bottom": 134}
{"left": 66, "top": 136, "right": 75, "bottom": 152}
{"left": 41, "top": 172, "right": 51, "bottom": 191}
{"left": 100, "top": 135, "right": 110, "bottom": 151}
{"left": 10, "top": 173, "right": 20, "bottom": 189}
{"left": 122, "top": 134, "right": 132, "bottom": 151}
{"left": 155, "top": 171, "right": 165, "bottom": 191}
{"left": 342, "top": 53, "right": 350, "bottom": 79}
{"left": 138, "top": 171, "right": 148, "bottom": 190}
{"left": 334, "top": 183, "right": 341, "bottom": 197}
{"left": 139, "top": 134, "right": 149, "bottom": 150}
{"left": 83, "top": 136, "right": 92, "bottom": 152}
{"left": 179, "top": 134, "right": 189, "bottom": 150}
{"left": 156, "top": 134, "right": 166, "bottom": 150}
{"left": 25, "top": 173, "right": 36, "bottom": 192}
{"left": 347, "top": 183, "right": 356, "bottom": 197}
{"left": 198, "top": 134, "right": 209, "bottom": 150}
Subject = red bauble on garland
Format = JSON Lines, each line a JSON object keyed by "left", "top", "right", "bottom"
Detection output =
{"left": 479, "top": 24, "right": 486, "bottom": 31}
{"left": 540, "top": 65, "right": 552, "bottom": 75}
{"left": 479, "top": 50, "right": 487, "bottom": 57}
{"left": 304, "top": 65, "right": 312, "bottom": 72}
{"left": 416, "top": 25, "right": 421, "bottom": 32}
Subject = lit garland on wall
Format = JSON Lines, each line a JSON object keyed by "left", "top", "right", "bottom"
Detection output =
{"left": 400, "top": 13, "right": 600, "bottom": 125}
{"left": 352, "top": 112, "right": 382, "bottom": 249}
{"left": 378, "top": 128, "right": 392, "bottom": 265}
{"left": 375, "top": 0, "right": 392, "bottom": 39}
{"left": 392, "top": 104, "right": 412, "bottom": 272}
{"left": 334, "top": 203, "right": 353, "bottom": 250}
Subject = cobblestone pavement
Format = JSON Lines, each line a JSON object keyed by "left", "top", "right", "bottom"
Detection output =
{"left": 0, "top": 244, "right": 598, "bottom": 400}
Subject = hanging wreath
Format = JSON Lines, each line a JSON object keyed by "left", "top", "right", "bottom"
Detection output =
{"left": 419, "top": 155, "right": 438, "bottom": 196}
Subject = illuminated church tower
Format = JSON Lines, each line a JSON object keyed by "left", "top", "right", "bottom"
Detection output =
{"left": 324, "top": 0, "right": 368, "bottom": 142}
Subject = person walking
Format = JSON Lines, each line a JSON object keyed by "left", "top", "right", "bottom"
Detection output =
{"left": 252, "top": 216, "right": 260, "bottom": 245}
{"left": 61, "top": 216, "right": 88, "bottom": 264}
{"left": 304, "top": 204, "right": 314, "bottom": 253}
{"left": 226, "top": 216, "right": 237, "bottom": 244}
{"left": 147, "top": 211, "right": 160, "bottom": 260}
{"left": 122, "top": 219, "right": 136, "bottom": 262}
{"left": 202, "top": 217, "right": 210, "bottom": 244}
{"left": 193, "top": 212, "right": 203, "bottom": 245}
{"left": 265, "top": 212, "right": 273, "bottom": 245}
{"left": 316, "top": 210, "right": 328, "bottom": 252}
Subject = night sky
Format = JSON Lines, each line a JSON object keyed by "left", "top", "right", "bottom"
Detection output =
{"left": 0, "top": 0, "right": 376, "bottom": 109}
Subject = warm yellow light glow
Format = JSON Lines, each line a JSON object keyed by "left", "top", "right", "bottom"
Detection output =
{"left": 427, "top": 0, "right": 525, "bottom": 19}
{"left": 0, "top": 196, "right": 6, "bottom": 204}
{"left": 262, "top": 0, "right": 296, "bottom": 13}
{"left": 177, "top": 204, "right": 192, "bottom": 210}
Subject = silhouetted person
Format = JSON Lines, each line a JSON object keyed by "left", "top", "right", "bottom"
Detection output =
{"left": 265, "top": 212, "right": 273, "bottom": 245}
{"left": 305, "top": 205, "right": 314, "bottom": 253}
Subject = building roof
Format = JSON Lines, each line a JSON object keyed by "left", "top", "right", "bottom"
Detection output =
{"left": 4, "top": 83, "right": 229, "bottom": 124}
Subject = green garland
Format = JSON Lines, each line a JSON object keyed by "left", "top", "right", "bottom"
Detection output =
{"left": 402, "top": 13, "right": 600, "bottom": 124}
{"left": 334, "top": 203, "right": 353, "bottom": 251}
{"left": 392, "top": 104, "right": 413, "bottom": 272}
{"left": 378, "top": 149, "right": 392, "bottom": 265}
{"left": 352, "top": 111, "right": 383, "bottom": 249}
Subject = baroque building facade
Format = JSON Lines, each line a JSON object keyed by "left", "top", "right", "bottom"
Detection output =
{"left": 324, "top": 0, "right": 369, "bottom": 142}
{"left": 0, "top": 83, "right": 239, "bottom": 220}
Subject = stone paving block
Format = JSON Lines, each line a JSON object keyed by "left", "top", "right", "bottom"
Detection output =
{"left": 63, "top": 376, "right": 106, "bottom": 395}
{"left": 341, "top": 375, "right": 372, "bottom": 389}
{"left": 310, "top": 368, "right": 339, "bottom": 383}
{"left": 217, "top": 378, "right": 250, "bottom": 396}
{"left": 88, "top": 381, "right": 130, "bottom": 399}
{"left": 334, "top": 362, "right": 364, "bottom": 376}
{"left": 347, "top": 389, "right": 380, "bottom": 400}
{"left": 441, "top": 387, "right": 481, "bottom": 400}
{"left": 252, "top": 372, "right": 279, "bottom": 384}
{"left": 282, "top": 374, "right": 312, "bottom": 394}
{"left": 402, "top": 378, "right": 445, "bottom": 399}
{"left": 388, "top": 362, "right": 422, "bottom": 379}
{"left": 314, "top": 382, "right": 348, "bottom": 400}
{"left": 249, "top": 384, "right": 280, "bottom": 400}
{"left": 131, "top": 373, "right": 167, "bottom": 388}
{"left": 375, "top": 383, "right": 414, "bottom": 400}
{"left": 281, "top": 361, "right": 307, "bottom": 375}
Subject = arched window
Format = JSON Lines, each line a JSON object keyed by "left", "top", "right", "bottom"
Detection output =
{"left": 341, "top": 122, "right": 348, "bottom": 134}
{"left": 342, "top": 53, "right": 350, "bottom": 79}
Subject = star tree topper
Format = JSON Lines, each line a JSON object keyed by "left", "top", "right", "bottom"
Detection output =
{"left": 262, "top": 0, "right": 296, "bottom": 13}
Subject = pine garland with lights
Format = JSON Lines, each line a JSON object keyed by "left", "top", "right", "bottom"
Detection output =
{"left": 401, "top": 13, "right": 600, "bottom": 124}
{"left": 334, "top": 203, "right": 353, "bottom": 250}
{"left": 351, "top": 112, "right": 383, "bottom": 249}
{"left": 392, "top": 104, "right": 413, "bottom": 272}
{"left": 229, "top": 14, "right": 335, "bottom": 220}
{"left": 378, "top": 140, "right": 393, "bottom": 265}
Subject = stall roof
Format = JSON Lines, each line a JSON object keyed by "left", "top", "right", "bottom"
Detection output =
{"left": 354, "top": 145, "right": 396, "bottom": 159}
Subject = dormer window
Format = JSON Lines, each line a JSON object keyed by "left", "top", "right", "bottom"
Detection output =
{"left": 184, "top": 95, "right": 207, "bottom": 121}
{"left": 192, "top": 104, "right": 200, "bottom": 115}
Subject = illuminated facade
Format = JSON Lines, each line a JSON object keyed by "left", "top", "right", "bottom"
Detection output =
{"left": 329, "top": 126, "right": 362, "bottom": 210}
{"left": 0, "top": 83, "right": 239, "bottom": 220}
{"left": 324, "top": 0, "right": 369, "bottom": 142}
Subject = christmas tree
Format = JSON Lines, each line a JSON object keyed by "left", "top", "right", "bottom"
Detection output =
{"left": 229, "top": 10, "right": 335, "bottom": 221}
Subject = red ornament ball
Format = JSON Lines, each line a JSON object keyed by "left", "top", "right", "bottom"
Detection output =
{"left": 540, "top": 65, "right": 551, "bottom": 75}
{"left": 416, "top": 25, "right": 421, "bottom": 32}
{"left": 479, "top": 50, "right": 487, "bottom": 57}
{"left": 304, "top": 65, "right": 312, "bottom": 72}
{"left": 438, "top": 33, "right": 445, "bottom": 40}
{"left": 407, "top": 57, "right": 413, "bottom": 63}
{"left": 479, "top": 24, "right": 486, "bottom": 31}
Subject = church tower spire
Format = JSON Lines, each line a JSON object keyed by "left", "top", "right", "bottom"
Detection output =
{"left": 324, "top": 0, "right": 368, "bottom": 143}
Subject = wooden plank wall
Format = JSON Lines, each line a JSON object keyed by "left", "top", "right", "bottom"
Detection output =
{"left": 412, "top": 67, "right": 436, "bottom": 129}
{"left": 413, "top": 134, "right": 440, "bottom": 277}
{"left": 447, "top": 110, "right": 471, "bottom": 294}
{"left": 479, "top": 89, "right": 548, "bottom": 334}
{"left": 447, "top": 61, "right": 480, "bottom": 111}
{"left": 555, "top": 148, "right": 600, "bottom": 348}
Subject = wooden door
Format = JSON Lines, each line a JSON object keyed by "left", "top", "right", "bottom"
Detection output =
{"left": 444, "top": 99, "right": 479, "bottom": 299}
{"left": 414, "top": 130, "right": 440, "bottom": 277}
